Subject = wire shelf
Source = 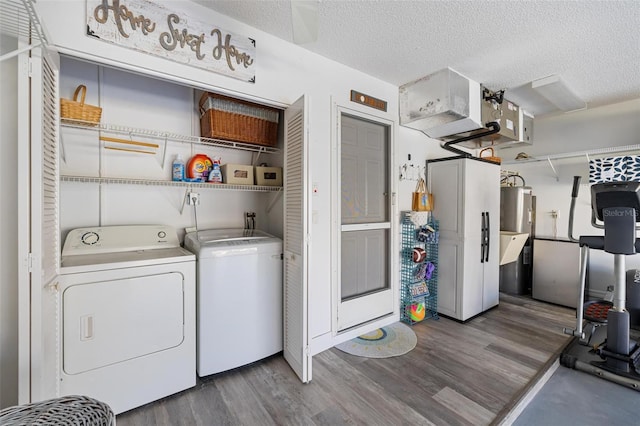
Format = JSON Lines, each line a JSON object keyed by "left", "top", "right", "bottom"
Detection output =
{"left": 501, "top": 144, "right": 640, "bottom": 165}
{"left": 0, "top": 0, "right": 49, "bottom": 63}
{"left": 400, "top": 212, "right": 439, "bottom": 325}
{"left": 61, "top": 175, "right": 283, "bottom": 192}
{"left": 60, "top": 120, "right": 281, "bottom": 155}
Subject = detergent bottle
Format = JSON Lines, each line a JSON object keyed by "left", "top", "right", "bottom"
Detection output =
{"left": 172, "top": 154, "right": 185, "bottom": 181}
{"left": 208, "top": 156, "right": 223, "bottom": 183}
{"left": 187, "top": 154, "right": 212, "bottom": 182}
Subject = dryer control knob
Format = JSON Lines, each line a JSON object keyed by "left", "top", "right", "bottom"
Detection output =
{"left": 81, "top": 231, "right": 99, "bottom": 245}
{"left": 158, "top": 231, "right": 166, "bottom": 239}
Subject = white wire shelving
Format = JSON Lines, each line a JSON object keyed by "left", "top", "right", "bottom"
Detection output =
{"left": 501, "top": 144, "right": 640, "bottom": 181}
{"left": 0, "top": 0, "right": 48, "bottom": 63}
{"left": 60, "top": 175, "right": 282, "bottom": 192}
{"left": 501, "top": 144, "right": 640, "bottom": 165}
{"left": 60, "top": 120, "right": 280, "bottom": 155}
{"left": 59, "top": 119, "right": 283, "bottom": 191}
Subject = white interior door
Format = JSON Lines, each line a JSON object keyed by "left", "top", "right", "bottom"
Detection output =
{"left": 18, "top": 45, "right": 61, "bottom": 403}
{"left": 337, "top": 112, "right": 393, "bottom": 330}
{"left": 283, "top": 95, "right": 311, "bottom": 383}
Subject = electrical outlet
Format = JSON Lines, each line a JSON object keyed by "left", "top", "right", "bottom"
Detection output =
{"left": 187, "top": 192, "right": 200, "bottom": 205}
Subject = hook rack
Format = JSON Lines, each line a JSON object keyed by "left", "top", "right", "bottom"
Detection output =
{"left": 400, "top": 163, "right": 425, "bottom": 181}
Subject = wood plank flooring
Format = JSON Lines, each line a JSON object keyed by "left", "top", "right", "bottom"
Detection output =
{"left": 116, "top": 294, "right": 575, "bottom": 426}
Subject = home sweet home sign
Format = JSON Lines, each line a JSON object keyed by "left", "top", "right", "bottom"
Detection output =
{"left": 86, "top": 0, "right": 256, "bottom": 82}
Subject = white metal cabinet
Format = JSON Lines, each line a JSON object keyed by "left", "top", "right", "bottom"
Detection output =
{"left": 429, "top": 157, "right": 500, "bottom": 321}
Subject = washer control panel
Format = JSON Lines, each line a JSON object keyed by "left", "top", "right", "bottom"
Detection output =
{"left": 62, "top": 225, "right": 180, "bottom": 256}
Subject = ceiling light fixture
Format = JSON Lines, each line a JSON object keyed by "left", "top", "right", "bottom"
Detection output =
{"left": 531, "top": 74, "right": 587, "bottom": 113}
{"left": 506, "top": 74, "right": 587, "bottom": 116}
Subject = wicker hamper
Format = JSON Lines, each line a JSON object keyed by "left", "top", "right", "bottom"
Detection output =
{"left": 0, "top": 395, "right": 115, "bottom": 426}
{"left": 199, "top": 92, "right": 279, "bottom": 147}
{"left": 60, "top": 85, "right": 102, "bottom": 125}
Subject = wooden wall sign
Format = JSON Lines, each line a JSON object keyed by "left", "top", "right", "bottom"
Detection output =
{"left": 86, "top": 0, "right": 256, "bottom": 83}
{"left": 350, "top": 90, "right": 387, "bottom": 112}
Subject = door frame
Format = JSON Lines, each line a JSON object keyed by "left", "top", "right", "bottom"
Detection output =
{"left": 330, "top": 100, "right": 398, "bottom": 334}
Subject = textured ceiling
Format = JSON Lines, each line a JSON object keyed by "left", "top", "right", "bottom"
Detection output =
{"left": 196, "top": 0, "right": 640, "bottom": 116}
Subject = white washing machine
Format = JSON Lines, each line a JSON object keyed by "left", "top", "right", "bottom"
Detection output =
{"left": 184, "top": 229, "right": 283, "bottom": 376}
{"left": 59, "top": 225, "right": 195, "bottom": 414}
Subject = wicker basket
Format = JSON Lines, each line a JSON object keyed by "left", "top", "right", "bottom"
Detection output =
{"left": 60, "top": 85, "right": 102, "bottom": 125}
{"left": 199, "top": 92, "right": 279, "bottom": 147}
{"left": 0, "top": 395, "right": 115, "bottom": 426}
{"left": 479, "top": 147, "right": 501, "bottom": 164}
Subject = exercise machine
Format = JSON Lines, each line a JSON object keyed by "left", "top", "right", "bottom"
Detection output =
{"left": 562, "top": 177, "right": 640, "bottom": 391}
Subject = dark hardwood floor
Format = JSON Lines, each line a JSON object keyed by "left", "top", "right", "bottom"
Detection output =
{"left": 117, "top": 294, "right": 575, "bottom": 426}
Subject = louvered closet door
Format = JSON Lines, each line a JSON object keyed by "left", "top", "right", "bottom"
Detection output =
{"left": 283, "top": 95, "right": 311, "bottom": 383}
{"left": 27, "top": 46, "right": 61, "bottom": 402}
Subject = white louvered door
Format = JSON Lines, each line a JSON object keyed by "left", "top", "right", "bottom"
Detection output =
{"left": 283, "top": 95, "right": 311, "bottom": 383}
{"left": 26, "top": 46, "right": 61, "bottom": 402}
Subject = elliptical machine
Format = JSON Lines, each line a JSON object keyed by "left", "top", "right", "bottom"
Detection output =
{"left": 562, "top": 177, "right": 640, "bottom": 390}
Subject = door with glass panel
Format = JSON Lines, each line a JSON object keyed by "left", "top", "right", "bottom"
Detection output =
{"left": 337, "top": 113, "right": 393, "bottom": 330}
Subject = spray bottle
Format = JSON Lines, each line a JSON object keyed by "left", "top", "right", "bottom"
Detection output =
{"left": 172, "top": 154, "right": 185, "bottom": 181}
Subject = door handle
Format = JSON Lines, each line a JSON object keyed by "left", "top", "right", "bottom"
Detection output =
{"left": 480, "top": 212, "right": 486, "bottom": 263}
{"left": 485, "top": 211, "right": 490, "bottom": 262}
{"left": 81, "top": 314, "right": 94, "bottom": 341}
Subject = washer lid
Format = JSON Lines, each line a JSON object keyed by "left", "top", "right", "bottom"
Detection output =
{"left": 184, "top": 228, "right": 274, "bottom": 251}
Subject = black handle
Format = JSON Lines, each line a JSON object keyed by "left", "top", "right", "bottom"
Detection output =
{"left": 571, "top": 176, "right": 581, "bottom": 198}
{"left": 480, "top": 212, "right": 484, "bottom": 263}
{"left": 485, "top": 211, "right": 490, "bottom": 262}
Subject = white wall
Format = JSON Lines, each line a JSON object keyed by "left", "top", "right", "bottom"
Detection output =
{"left": 396, "top": 127, "right": 459, "bottom": 211}
{"left": 496, "top": 98, "right": 640, "bottom": 296}
{"left": 0, "top": 34, "right": 19, "bottom": 408}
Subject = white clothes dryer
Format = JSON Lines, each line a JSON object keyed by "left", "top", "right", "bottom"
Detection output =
{"left": 59, "top": 225, "right": 195, "bottom": 414}
{"left": 184, "top": 229, "right": 283, "bottom": 376}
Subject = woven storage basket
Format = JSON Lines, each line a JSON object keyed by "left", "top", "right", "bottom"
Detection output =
{"left": 60, "top": 85, "right": 102, "bottom": 125}
{"left": 0, "top": 395, "right": 115, "bottom": 426}
{"left": 479, "top": 147, "right": 501, "bottom": 164}
{"left": 199, "top": 92, "right": 279, "bottom": 147}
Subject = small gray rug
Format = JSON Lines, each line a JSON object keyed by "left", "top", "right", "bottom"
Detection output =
{"left": 335, "top": 322, "right": 417, "bottom": 358}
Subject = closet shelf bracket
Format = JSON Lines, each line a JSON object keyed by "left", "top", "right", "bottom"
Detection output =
{"left": 266, "top": 190, "right": 283, "bottom": 214}
{"left": 547, "top": 157, "right": 559, "bottom": 181}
